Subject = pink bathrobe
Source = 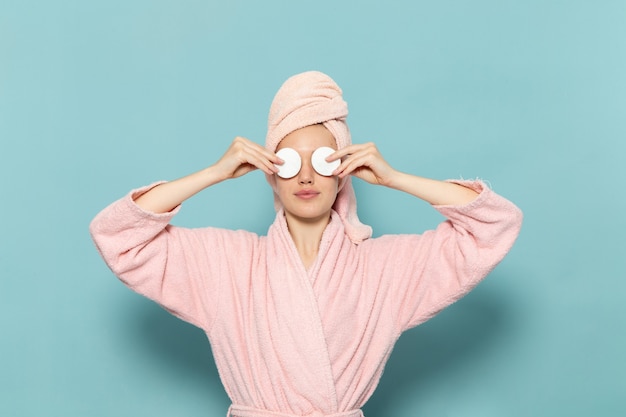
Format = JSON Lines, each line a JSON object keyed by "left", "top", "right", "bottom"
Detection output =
{"left": 90, "top": 179, "right": 522, "bottom": 417}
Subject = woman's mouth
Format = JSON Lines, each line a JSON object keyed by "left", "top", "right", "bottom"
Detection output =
{"left": 295, "top": 190, "right": 320, "bottom": 199}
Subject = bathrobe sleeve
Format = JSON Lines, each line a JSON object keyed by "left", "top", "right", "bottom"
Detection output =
{"left": 381, "top": 180, "right": 523, "bottom": 332}
{"left": 89, "top": 182, "right": 256, "bottom": 331}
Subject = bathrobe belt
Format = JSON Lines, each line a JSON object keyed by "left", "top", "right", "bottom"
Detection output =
{"left": 227, "top": 404, "right": 364, "bottom": 417}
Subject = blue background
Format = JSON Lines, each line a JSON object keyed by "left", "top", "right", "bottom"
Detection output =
{"left": 1, "top": 1, "right": 624, "bottom": 416}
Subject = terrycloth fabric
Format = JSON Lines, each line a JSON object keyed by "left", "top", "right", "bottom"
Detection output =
{"left": 89, "top": 180, "right": 523, "bottom": 417}
{"left": 265, "top": 71, "right": 372, "bottom": 244}
{"left": 227, "top": 404, "right": 363, "bottom": 417}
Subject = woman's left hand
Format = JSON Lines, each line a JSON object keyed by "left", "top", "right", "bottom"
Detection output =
{"left": 330, "top": 142, "right": 480, "bottom": 205}
{"left": 328, "top": 142, "right": 398, "bottom": 187}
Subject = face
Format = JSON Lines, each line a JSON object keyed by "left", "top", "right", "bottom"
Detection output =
{"left": 275, "top": 124, "right": 341, "bottom": 225}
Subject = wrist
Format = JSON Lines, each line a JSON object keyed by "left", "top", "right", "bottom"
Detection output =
{"left": 383, "top": 169, "right": 409, "bottom": 189}
{"left": 204, "top": 164, "right": 229, "bottom": 185}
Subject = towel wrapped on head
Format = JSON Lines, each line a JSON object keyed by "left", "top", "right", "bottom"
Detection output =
{"left": 265, "top": 70, "right": 372, "bottom": 244}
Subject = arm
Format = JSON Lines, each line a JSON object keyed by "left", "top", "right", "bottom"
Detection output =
{"left": 330, "top": 142, "right": 479, "bottom": 205}
{"left": 89, "top": 190, "right": 210, "bottom": 329}
{"left": 134, "top": 136, "right": 282, "bottom": 213}
{"left": 89, "top": 136, "right": 279, "bottom": 329}
{"left": 330, "top": 143, "right": 522, "bottom": 330}
{"left": 398, "top": 180, "right": 522, "bottom": 330}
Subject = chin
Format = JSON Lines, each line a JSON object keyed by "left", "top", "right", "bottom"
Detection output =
{"left": 286, "top": 208, "right": 332, "bottom": 223}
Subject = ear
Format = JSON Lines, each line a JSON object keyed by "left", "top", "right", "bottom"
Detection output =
{"left": 337, "top": 175, "right": 346, "bottom": 192}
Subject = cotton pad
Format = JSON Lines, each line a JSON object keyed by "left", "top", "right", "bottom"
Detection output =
{"left": 275, "top": 148, "right": 301, "bottom": 179}
{"left": 312, "top": 147, "right": 340, "bottom": 176}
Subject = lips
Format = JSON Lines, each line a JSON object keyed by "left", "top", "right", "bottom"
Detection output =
{"left": 295, "top": 189, "right": 320, "bottom": 199}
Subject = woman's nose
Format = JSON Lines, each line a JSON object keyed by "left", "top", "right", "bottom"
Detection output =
{"left": 298, "top": 157, "right": 315, "bottom": 184}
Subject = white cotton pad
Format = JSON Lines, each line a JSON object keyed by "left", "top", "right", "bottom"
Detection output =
{"left": 275, "top": 147, "right": 302, "bottom": 179}
{"left": 312, "top": 147, "right": 340, "bottom": 176}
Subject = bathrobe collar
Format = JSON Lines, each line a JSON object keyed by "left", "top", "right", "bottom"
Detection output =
{"left": 262, "top": 209, "right": 350, "bottom": 414}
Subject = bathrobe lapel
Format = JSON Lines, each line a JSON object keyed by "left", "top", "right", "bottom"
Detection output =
{"left": 263, "top": 210, "right": 345, "bottom": 413}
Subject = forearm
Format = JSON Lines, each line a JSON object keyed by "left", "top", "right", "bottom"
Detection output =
{"left": 134, "top": 165, "right": 226, "bottom": 213}
{"left": 331, "top": 143, "right": 480, "bottom": 206}
{"left": 386, "top": 171, "right": 479, "bottom": 206}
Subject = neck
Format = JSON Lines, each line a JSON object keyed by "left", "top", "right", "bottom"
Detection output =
{"left": 284, "top": 212, "right": 332, "bottom": 269}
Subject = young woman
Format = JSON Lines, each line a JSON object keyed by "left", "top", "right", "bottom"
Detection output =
{"left": 90, "top": 71, "right": 523, "bottom": 417}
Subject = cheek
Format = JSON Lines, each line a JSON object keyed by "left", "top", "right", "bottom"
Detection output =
{"left": 324, "top": 177, "right": 340, "bottom": 195}
{"left": 274, "top": 178, "right": 297, "bottom": 202}
{"left": 274, "top": 179, "right": 288, "bottom": 196}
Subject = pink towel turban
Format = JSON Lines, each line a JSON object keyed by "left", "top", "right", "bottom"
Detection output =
{"left": 265, "top": 71, "right": 372, "bottom": 244}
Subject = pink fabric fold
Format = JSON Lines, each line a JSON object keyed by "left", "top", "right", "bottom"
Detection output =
{"left": 265, "top": 71, "right": 372, "bottom": 244}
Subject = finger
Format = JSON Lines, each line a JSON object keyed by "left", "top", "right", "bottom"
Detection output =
{"left": 256, "top": 152, "right": 285, "bottom": 175}
{"left": 334, "top": 153, "right": 372, "bottom": 178}
{"left": 235, "top": 141, "right": 280, "bottom": 175}
{"left": 258, "top": 147, "right": 284, "bottom": 165}
{"left": 249, "top": 147, "right": 282, "bottom": 174}
{"left": 246, "top": 152, "right": 279, "bottom": 175}
{"left": 253, "top": 149, "right": 284, "bottom": 175}
{"left": 235, "top": 137, "right": 282, "bottom": 164}
{"left": 332, "top": 144, "right": 377, "bottom": 174}
{"left": 326, "top": 144, "right": 365, "bottom": 161}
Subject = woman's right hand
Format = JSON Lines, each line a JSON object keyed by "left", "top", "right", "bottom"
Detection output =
{"left": 213, "top": 136, "right": 281, "bottom": 181}
{"left": 133, "top": 137, "right": 280, "bottom": 214}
